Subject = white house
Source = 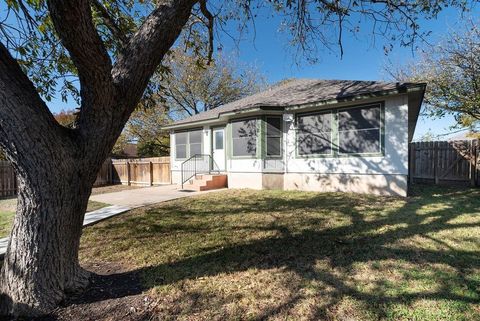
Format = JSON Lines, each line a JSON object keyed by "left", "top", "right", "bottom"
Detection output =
{"left": 164, "top": 79, "right": 426, "bottom": 196}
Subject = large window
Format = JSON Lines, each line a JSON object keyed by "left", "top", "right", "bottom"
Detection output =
{"left": 175, "top": 132, "right": 187, "bottom": 159}
{"left": 231, "top": 118, "right": 257, "bottom": 157}
{"left": 188, "top": 130, "right": 202, "bottom": 156}
{"left": 297, "top": 111, "right": 333, "bottom": 156}
{"left": 175, "top": 129, "right": 203, "bottom": 159}
{"left": 338, "top": 104, "right": 381, "bottom": 154}
{"left": 266, "top": 116, "right": 282, "bottom": 157}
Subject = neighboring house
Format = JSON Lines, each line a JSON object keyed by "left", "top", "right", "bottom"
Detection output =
{"left": 164, "top": 79, "right": 426, "bottom": 196}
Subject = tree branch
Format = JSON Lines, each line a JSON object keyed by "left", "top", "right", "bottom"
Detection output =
{"left": 90, "top": 0, "right": 128, "bottom": 48}
{"left": 46, "top": 0, "right": 116, "bottom": 139}
{"left": 199, "top": 0, "right": 214, "bottom": 64}
{"left": 112, "top": 0, "right": 197, "bottom": 123}
{"left": 0, "top": 42, "right": 72, "bottom": 167}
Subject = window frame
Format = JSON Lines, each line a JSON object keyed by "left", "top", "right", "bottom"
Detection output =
{"left": 294, "top": 101, "right": 385, "bottom": 158}
{"left": 229, "top": 117, "right": 260, "bottom": 159}
{"left": 336, "top": 103, "right": 384, "bottom": 157}
{"left": 174, "top": 128, "right": 204, "bottom": 161}
{"left": 295, "top": 110, "right": 334, "bottom": 158}
{"left": 264, "top": 116, "right": 283, "bottom": 158}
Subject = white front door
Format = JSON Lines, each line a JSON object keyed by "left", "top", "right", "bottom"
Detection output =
{"left": 212, "top": 127, "right": 225, "bottom": 171}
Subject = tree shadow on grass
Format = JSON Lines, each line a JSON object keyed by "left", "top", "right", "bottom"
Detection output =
{"left": 57, "top": 186, "right": 480, "bottom": 319}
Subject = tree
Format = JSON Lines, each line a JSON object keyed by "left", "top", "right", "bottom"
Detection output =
{"left": 388, "top": 21, "right": 480, "bottom": 131}
{"left": 113, "top": 48, "right": 266, "bottom": 157}
{"left": 115, "top": 104, "right": 171, "bottom": 157}
{"left": 160, "top": 48, "right": 266, "bottom": 118}
{"left": 0, "top": 0, "right": 475, "bottom": 317}
{"left": 53, "top": 109, "right": 77, "bottom": 128}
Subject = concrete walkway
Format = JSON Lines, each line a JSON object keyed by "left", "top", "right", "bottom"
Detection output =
{"left": 0, "top": 185, "right": 214, "bottom": 257}
{"left": 89, "top": 184, "right": 204, "bottom": 207}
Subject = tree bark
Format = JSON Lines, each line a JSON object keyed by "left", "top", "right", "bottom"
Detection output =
{"left": 0, "top": 0, "right": 197, "bottom": 317}
{"left": 0, "top": 159, "right": 97, "bottom": 316}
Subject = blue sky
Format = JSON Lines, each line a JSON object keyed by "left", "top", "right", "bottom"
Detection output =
{"left": 46, "top": 4, "right": 478, "bottom": 140}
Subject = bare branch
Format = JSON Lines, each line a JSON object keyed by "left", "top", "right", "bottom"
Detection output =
{"left": 199, "top": 0, "right": 214, "bottom": 64}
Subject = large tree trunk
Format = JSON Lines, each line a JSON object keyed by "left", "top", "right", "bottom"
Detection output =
{"left": 0, "top": 0, "right": 197, "bottom": 317}
{"left": 0, "top": 155, "right": 100, "bottom": 316}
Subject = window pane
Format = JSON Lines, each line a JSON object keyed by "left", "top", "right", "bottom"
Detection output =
{"left": 297, "top": 132, "right": 331, "bottom": 155}
{"left": 176, "top": 132, "right": 187, "bottom": 145}
{"left": 338, "top": 105, "right": 380, "bottom": 131}
{"left": 189, "top": 143, "right": 202, "bottom": 156}
{"left": 339, "top": 129, "right": 380, "bottom": 154}
{"left": 232, "top": 137, "right": 257, "bottom": 156}
{"left": 176, "top": 145, "right": 186, "bottom": 159}
{"left": 266, "top": 117, "right": 282, "bottom": 137}
{"left": 214, "top": 131, "right": 223, "bottom": 149}
{"left": 296, "top": 112, "right": 332, "bottom": 155}
{"left": 298, "top": 113, "right": 331, "bottom": 132}
{"left": 232, "top": 119, "right": 257, "bottom": 138}
{"left": 189, "top": 130, "right": 202, "bottom": 144}
{"left": 232, "top": 119, "right": 257, "bottom": 157}
{"left": 267, "top": 137, "right": 281, "bottom": 156}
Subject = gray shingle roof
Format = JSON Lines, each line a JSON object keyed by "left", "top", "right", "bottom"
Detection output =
{"left": 170, "top": 79, "right": 422, "bottom": 126}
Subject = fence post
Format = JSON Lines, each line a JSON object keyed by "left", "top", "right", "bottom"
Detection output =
{"left": 470, "top": 140, "right": 476, "bottom": 187}
{"left": 149, "top": 161, "right": 153, "bottom": 186}
{"left": 127, "top": 161, "right": 131, "bottom": 186}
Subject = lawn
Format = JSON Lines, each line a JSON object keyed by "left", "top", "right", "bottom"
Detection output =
{"left": 79, "top": 185, "right": 480, "bottom": 321}
{"left": 0, "top": 198, "right": 109, "bottom": 238}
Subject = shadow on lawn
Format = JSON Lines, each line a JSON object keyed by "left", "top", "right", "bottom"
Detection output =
{"left": 76, "top": 186, "right": 480, "bottom": 319}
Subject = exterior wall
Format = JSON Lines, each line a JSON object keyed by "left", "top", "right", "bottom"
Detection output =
{"left": 228, "top": 172, "right": 263, "bottom": 189}
{"left": 170, "top": 94, "right": 410, "bottom": 196}
{"left": 283, "top": 173, "right": 407, "bottom": 196}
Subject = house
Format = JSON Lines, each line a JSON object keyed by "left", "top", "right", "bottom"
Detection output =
{"left": 164, "top": 79, "right": 426, "bottom": 196}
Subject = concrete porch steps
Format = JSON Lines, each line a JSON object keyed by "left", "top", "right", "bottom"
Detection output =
{"left": 182, "top": 174, "right": 228, "bottom": 191}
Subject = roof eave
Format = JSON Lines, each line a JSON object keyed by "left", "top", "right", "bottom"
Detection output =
{"left": 163, "top": 83, "right": 427, "bottom": 130}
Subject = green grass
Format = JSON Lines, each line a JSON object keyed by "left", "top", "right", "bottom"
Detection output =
{"left": 0, "top": 198, "right": 109, "bottom": 238}
{"left": 80, "top": 185, "right": 480, "bottom": 320}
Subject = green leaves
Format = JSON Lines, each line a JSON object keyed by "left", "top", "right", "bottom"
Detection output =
{"left": 391, "top": 20, "right": 480, "bottom": 131}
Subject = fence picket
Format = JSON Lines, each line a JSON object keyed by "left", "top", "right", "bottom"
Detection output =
{"left": 1, "top": 157, "right": 171, "bottom": 197}
{"left": 409, "top": 139, "right": 479, "bottom": 186}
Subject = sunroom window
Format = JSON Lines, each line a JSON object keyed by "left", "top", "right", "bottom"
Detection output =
{"left": 175, "top": 129, "right": 203, "bottom": 159}
{"left": 338, "top": 104, "right": 381, "bottom": 154}
{"left": 297, "top": 111, "right": 333, "bottom": 156}
{"left": 266, "top": 116, "right": 282, "bottom": 157}
{"left": 175, "top": 132, "right": 187, "bottom": 159}
{"left": 231, "top": 118, "right": 257, "bottom": 157}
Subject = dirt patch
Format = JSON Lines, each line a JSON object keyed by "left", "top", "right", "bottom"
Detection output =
{"left": 36, "top": 262, "right": 154, "bottom": 321}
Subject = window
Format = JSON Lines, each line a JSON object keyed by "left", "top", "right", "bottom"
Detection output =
{"left": 231, "top": 118, "right": 257, "bottom": 157}
{"left": 338, "top": 104, "right": 381, "bottom": 154}
{"left": 266, "top": 116, "right": 282, "bottom": 157}
{"left": 175, "top": 129, "right": 203, "bottom": 159}
{"left": 188, "top": 130, "right": 202, "bottom": 156}
{"left": 175, "top": 132, "right": 187, "bottom": 159}
{"left": 214, "top": 130, "right": 224, "bottom": 149}
{"left": 297, "top": 111, "right": 332, "bottom": 156}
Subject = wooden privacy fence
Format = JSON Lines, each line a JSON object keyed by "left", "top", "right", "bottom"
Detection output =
{"left": 110, "top": 157, "right": 171, "bottom": 186}
{"left": 0, "top": 157, "right": 171, "bottom": 197}
{"left": 0, "top": 161, "right": 16, "bottom": 198}
{"left": 409, "top": 140, "right": 479, "bottom": 186}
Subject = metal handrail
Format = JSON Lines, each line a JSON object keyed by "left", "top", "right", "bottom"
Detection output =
{"left": 181, "top": 154, "right": 218, "bottom": 189}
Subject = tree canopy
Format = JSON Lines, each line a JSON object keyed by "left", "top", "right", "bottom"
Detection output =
{"left": 2, "top": 0, "right": 477, "bottom": 112}
{"left": 387, "top": 20, "right": 480, "bottom": 132}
